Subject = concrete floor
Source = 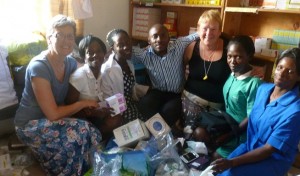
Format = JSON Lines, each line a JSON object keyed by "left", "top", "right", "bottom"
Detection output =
{"left": 0, "top": 132, "right": 45, "bottom": 176}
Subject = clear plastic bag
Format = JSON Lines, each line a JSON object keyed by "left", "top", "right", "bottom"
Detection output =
{"left": 91, "top": 133, "right": 188, "bottom": 176}
{"left": 139, "top": 133, "right": 189, "bottom": 176}
{"left": 92, "top": 153, "right": 122, "bottom": 176}
{"left": 92, "top": 149, "right": 149, "bottom": 176}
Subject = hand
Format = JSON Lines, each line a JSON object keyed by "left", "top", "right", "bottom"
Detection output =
{"left": 94, "top": 107, "right": 115, "bottom": 118}
{"left": 211, "top": 158, "right": 233, "bottom": 174}
{"left": 82, "top": 100, "right": 99, "bottom": 109}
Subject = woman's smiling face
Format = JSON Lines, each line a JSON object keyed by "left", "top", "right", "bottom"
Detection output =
{"left": 274, "top": 57, "right": 300, "bottom": 90}
{"left": 49, "top": 25, "right": 75, "bottom": 57}
{"left": 85, "top": 41, "right": 105, "bottom": 70}
{"left": 112, "top": 32, "right": 132, "bottom": 60}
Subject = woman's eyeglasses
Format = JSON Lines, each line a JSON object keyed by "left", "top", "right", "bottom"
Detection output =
{"left": 53, "top": 33, "right": 75, "bottom": 41}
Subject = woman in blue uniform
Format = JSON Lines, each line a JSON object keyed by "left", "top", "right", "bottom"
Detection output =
{"left": 212, "top": 48, "right": 300, "bottom": 176}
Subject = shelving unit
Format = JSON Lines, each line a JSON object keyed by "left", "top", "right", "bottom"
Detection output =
{"left": 129, "top": 1, "right": 225, "bottom": 41}
{"left": 222, "top": 0, "right": 300, "bottom": 82}
{"left": 129, "top": 0, "right": 300, "bottom": 82}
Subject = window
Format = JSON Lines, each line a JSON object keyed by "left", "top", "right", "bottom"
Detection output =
{"left": 0, "top": 0, "right": 83, "bottom": 41}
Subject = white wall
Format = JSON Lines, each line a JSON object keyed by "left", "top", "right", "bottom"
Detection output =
{"left": 84, "top": 0, "right": 130, "bottom": 44}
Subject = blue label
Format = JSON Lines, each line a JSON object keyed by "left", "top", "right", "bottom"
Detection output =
{"left": 153, "top": 121, "right": 163, "bottom": 131}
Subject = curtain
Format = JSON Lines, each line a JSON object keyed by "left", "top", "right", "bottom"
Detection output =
{"left": 50, "top": 0, "right": 84, "bottom": 36}
{"left": 0, "top": 0, "right": 84, "bottom": 39}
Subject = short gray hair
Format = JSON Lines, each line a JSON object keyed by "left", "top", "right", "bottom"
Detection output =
{"left": 46, "top": 14, "right": 76, "bottom": 39}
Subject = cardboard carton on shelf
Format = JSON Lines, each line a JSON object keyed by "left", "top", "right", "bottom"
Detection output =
{"left": 162, "top": 0, "right": 174, "bottom": 3}
{"left": 254, "top": 37, "right": 272, "bottom": 53}
{"left": 276, "top": 0, "right": 289, "bottom": 9}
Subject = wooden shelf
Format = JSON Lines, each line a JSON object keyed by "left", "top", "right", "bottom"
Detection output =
{"left": 258, "top": 8, "right": 300, "bottom": 14}
{"left": 225, "top": 7, "right": 300, "bottom": 14}
{"left": 252, "top": 53, "right": 276, "bottom": 82}
{"left": 221, "top": 0, "right": 300, "bottom": 81}
{"left": 225, "top": 7, "right": 258, "bottom": 13}
{"left": 130, "top": 0, "right": 226, "bottom": 38}
{"left": 131, "top": 1, "right": 222, "bottom": 9}
{"left": 132, "top": 36, "right": 148, "bottom": 41}
{"left": 130, "top": 1, "right": 299, "bottom": 83}
{"left": 254, "top": 53, "right": 277, "bottom": 63}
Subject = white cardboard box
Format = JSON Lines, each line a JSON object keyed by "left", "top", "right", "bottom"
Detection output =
{"left": 254, "top": 37, "right": 272, "bottom": 53}
{"left": 261, "top": 48, "right": 278, "bottom": 58}
{"left": 105, "top": 93, "right": 126, "bottom": 115}
{"left": 113, "top": 119, "right": 150, "bottom": 147}
{"left": 145, "top": 113, "right": 171, "bottom": 138}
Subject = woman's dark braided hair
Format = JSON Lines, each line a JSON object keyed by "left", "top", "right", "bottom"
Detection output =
{"left": 106, "top": 29, "right": 129, "bottom": 47}
{"left": 78, "top": 34, "right": 107, "bottom": 58}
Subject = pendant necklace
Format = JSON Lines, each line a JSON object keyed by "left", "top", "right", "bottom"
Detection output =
{"left": 202, "top": 42, "right": 218, "bottom": 80}
{"left": 203, "top": 58, "right": 213, "bottom": 80}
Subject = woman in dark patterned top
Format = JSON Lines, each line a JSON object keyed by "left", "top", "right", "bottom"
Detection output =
{"left": 101, "top": 29, "right": 145, "bottom": 124}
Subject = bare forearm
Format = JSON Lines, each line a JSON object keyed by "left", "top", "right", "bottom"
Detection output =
{"left": 32, "top": 78, "right": 98, "bottom": 121}
{"left": 231, "top": 144, "right": 276, "bottom": 167}
{"left": 47, "top": 101, "right": 91, "bottom": 121}
{"left": 212, "top": 144, "right": 276, "bottom": 173}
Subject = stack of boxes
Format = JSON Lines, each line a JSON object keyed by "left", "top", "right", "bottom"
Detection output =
{"left": 254, "top": 29, "right": 300, "bottom": 58}
{"left": 113, "top": 113, "right": 171, "bottom": 147}
{"left": 163, "top": 12, "right": 178, "bottom": 39}
{"left": 240, "top": 0, "right": 300, "bottom": 9}
{"left": 133, "top": 0, "right": 161, "bottom": 2}
{"left": 185, "top": 0, "right": 221, "bottom": 5}
{"left": 254, "top": 37, "right": 272, "bottom": 53}
{"left": 132, "top": 7, "right": 161, "bottom": 39}
{"left": 161, "top": 0, "right": 183, "bottom": 3}
{"left": 271, "top": 29, "right": 300, "bottom": 52}
{"left": 288, "top": 0, "right": 300, "bottom": 9}
{"left": 240, "top": 0, "right": 276, "bottom": 7}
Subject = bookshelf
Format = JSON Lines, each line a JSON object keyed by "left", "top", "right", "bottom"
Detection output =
{"left": 222, "top": 0, "right": 300, "bottom": 82}
{"left": 129, "top": 0, "right": 300, "bottom": 81}
{"left": 129, "top": 0, "right": 225, "bottom": 41}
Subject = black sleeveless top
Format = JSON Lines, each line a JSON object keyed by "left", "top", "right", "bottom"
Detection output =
{"left": 184, "top": 38, "right": 230, "bottom": 103}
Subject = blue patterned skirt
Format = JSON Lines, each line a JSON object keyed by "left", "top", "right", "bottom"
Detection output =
{"left": 16, "top": 118, "right": 102, "bottom": 176}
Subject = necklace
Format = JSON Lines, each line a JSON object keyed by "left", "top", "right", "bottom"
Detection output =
{"left": 47, "top": 54, "right": 65, "bottom": 82}
{"left": 202, "top": 43, "right": 218, "bottom": 80}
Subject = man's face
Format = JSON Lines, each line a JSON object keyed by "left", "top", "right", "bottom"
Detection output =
{"left": 148, "top": 25, "right": 170, "bottom": 56}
